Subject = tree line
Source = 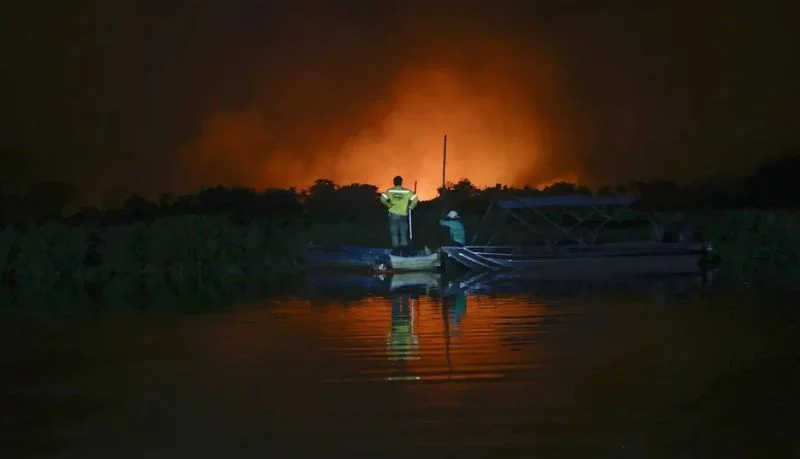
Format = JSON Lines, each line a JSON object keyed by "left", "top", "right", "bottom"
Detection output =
{"left": 1, "top": 152, "right": 798, "bottom": 227}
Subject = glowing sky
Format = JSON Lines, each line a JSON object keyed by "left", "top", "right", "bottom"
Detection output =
{"left": 2, "top": 0, "right": 798, "bottom": 205}
{"left": 179, "top": 61, "right": 565, "bottom": 199}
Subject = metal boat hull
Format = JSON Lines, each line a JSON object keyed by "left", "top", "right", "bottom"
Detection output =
{"left": 441, "top": 243, "right": 711, "bottom": 277}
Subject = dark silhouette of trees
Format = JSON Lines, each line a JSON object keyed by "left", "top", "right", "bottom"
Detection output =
{"left": 633, "top": 180, "right": 686, "bottom": 210}
{"left": 747, "top": 151, "right": 800, "bottom": 208}
{"left": 303, "top": 179, "right": 338, "bottom": 221}
{"left": 2, "top": 149, "right": 799, "bottom": 227}
{"left": 24, "top": 181, "right": 78, "bottom": 221}
{"left": 541, "top": 181, "right": 592, "bottom": 196}
{"left": 303, "top": 180, "right": 384, "bottom": 223}
{"left": 0, "top": 181, "right": 77, "bottom": 224}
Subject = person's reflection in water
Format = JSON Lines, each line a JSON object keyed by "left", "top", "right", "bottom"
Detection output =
{"left": 440, "top": 291, "right": 468, "bottom": 376}
{"left": 387, "top": 292, "right": 420, "bottom": 364}
{"left": 443, "top": 292, "right": 468, "bottom": 337}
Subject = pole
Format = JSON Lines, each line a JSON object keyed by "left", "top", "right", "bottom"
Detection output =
{"left": 441, "top": 134, "right": 448, "bottom": 194}
{"left": 408, "top": 180, "right": 417, "bottom": 243}
{"left": 440, "top": 135, "right": 449, "bottom": 267}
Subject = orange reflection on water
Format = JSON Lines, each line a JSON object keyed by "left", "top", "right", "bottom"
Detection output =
{"left": 287, "top": 293, "right": 555, "bottom": 383}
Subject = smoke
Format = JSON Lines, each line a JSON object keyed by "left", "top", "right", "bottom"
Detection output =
{"left": 177, "top": 20, "right": 580, "bottom": 199}
{"left": 331, "top": 65, "right": 549, "bottom": 198}
{"left": 5, "top": 1, "right": 799, "bottom": 208}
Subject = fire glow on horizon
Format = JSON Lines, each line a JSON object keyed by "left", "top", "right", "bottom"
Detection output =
{"left": 179, "top": 61, "right": 578, "bottom": 200}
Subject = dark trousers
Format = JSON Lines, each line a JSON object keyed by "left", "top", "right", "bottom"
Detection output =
{"left": 389, "top": 213, "right": 409, "bottom": 247}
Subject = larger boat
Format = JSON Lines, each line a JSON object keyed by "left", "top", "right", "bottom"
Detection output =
{"left": 440, "top": 194, "right": 716, "bottom": 277}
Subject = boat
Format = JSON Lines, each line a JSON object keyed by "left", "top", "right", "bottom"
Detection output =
{"left": 302, "top": 245, "right": 392, "bottom": 270}
{"left": 383, "top": 253, "right": 440, "bottom": 272}
{"left": 303, "top": 271, "right": 442, "bottom": 298}
{"left": 303, "top": 244, "right": 441, "bottom": 272}
{"left": 440, "top": 194, "right": 717, "bottom": 276}
{"left": 445, "top": 269, "right": 714, "bottom": 297}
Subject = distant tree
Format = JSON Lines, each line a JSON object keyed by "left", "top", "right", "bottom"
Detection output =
{"left": 65, "top": 206, "right": 102, "bottom": 225}
{"left": 334, "top": 184, "right": 383, "bottom": 221}
{"left": 121, "top": 195, "right": 159, "bottom": 218}
{"left": 304, "top": 179, "right": 339, "bottom": 221}
{"left": 634, "top": 180, "right": 685, "bottom": 210}
{"left": 747, "top": 152, "right": 800, "bottom": 208}
{"left": 257, "top": 188, "right": 302, "bottom": 216}
{"left": 24, "top": 181, "right": 78, "bottom": 221}
{"left": 158, "top": 193, "right": 174, "bottom": 209}
{"left": 185, "top": 185, "right": 260, "bottom": 215}
{"left": 451, "top": 179, "right": 479, "bottom": 195}
{"left": 596, "top": 185, "right": 613, "bottom": 196}
{"left": 542, "top": 181, "right": 578, "bottom": 196}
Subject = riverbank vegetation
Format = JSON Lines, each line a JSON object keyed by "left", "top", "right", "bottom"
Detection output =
{"left": 1, "top": 154, "right": 798, "bottom": 288}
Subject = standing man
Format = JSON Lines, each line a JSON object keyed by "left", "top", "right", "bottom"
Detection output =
{"left": 380, "top": 175, "right": 418, "bottom": 252}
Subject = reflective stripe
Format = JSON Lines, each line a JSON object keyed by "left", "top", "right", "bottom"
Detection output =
{"left": 380, "top": 193, "right": 388, "bottom": 198}
{"left": 411, "top": 194, "right": 417, "bottom": 200}
{"left": 390, "top": 189, "right": 411, "bottom": 193}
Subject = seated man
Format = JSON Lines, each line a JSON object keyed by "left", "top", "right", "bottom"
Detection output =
{"left": 380, "top": 175, "right": 418, "bottom": 252}
{"left": 438, "top": 210, "right": 466, "bottom": 246}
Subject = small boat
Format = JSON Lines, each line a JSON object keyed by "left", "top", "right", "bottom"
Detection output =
{"left": 441, "top": 194, "right": 717, "bottom": 277}
{"left": 383, "top": 253, "right": 441, "bottom": 272}
{"left": 302, "top": 245, "right": 392, "bottom": 270}
{"left": 304, "top": 244, "right": 440, "bottom": 272}
{"left": 303, "top": 271, "right": 442, "bottom": 297}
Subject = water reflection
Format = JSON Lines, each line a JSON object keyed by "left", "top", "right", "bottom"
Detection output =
{"left": 306, "top": 269, "right": 714, "bottom": 307}
{"left": 306, "top": 270, "right": 718, "bottom": 383}
{"left": 447, "top": 270, "right": 714, "bottom": 307}
{"left": 387, "top": 292, "right": 420, "bottom": 362}
{"left": 1, "top": 270, "right": 796, "bottom": 458}
{"left": 379, "top": 272, "right": 470, "bottom": 379}
{"left": 442, "top": 291, "right": 467, "bottom": 335}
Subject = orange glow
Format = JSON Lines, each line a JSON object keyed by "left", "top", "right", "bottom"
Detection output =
{"left": 194, "top": 292, "right": 557, "bottom": 384}
{"left": 179, "top": 51, "right": 579, "bottom": 199}
{"left": 253, "top": 293, "right": 555, "bottom": 381}
{"left": 324, "top": 66, "right": 550, "bottom": 200}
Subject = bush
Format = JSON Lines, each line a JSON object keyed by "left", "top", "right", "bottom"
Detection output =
{"left": 691, "top": 211, "right": 800, "bottom": 282}
{"left": 0, "top": 226, "right": 20, "bottom": 275}
{"left": 10, "top": 223, "right": 89, "bottom": 284}
{"left": 98, "top": 222, "right": 148, "bottom": 278}
{"left": 0, "top": 209, "right": 798, "bottom": 287}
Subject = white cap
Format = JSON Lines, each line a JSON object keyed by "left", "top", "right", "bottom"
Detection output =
{"left": 447, "top": 210, "right": 459, "bottom": 218}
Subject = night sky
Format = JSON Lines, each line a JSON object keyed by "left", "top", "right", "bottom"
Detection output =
{"left": 2, "top": 0, "right": 798, "bottom": 205}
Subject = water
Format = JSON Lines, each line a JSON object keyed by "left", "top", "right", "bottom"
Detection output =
{"left": 1, "top": 272, "right": 798, "bottom": 458}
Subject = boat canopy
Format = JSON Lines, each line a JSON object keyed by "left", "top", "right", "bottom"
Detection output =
{"left": 472, "top": 194, "right": 649, "bottom": 246}
{"left": 494, "top": 195, "right": 640, "bottom": 209}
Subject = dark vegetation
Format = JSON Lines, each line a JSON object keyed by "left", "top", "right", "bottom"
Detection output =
{"left": 1, "top": 153, "right": 799, "bottom": 291}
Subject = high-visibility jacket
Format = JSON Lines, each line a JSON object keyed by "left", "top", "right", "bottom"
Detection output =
{"left": 380, "top": 186, "right": 418, "bottom": 216}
